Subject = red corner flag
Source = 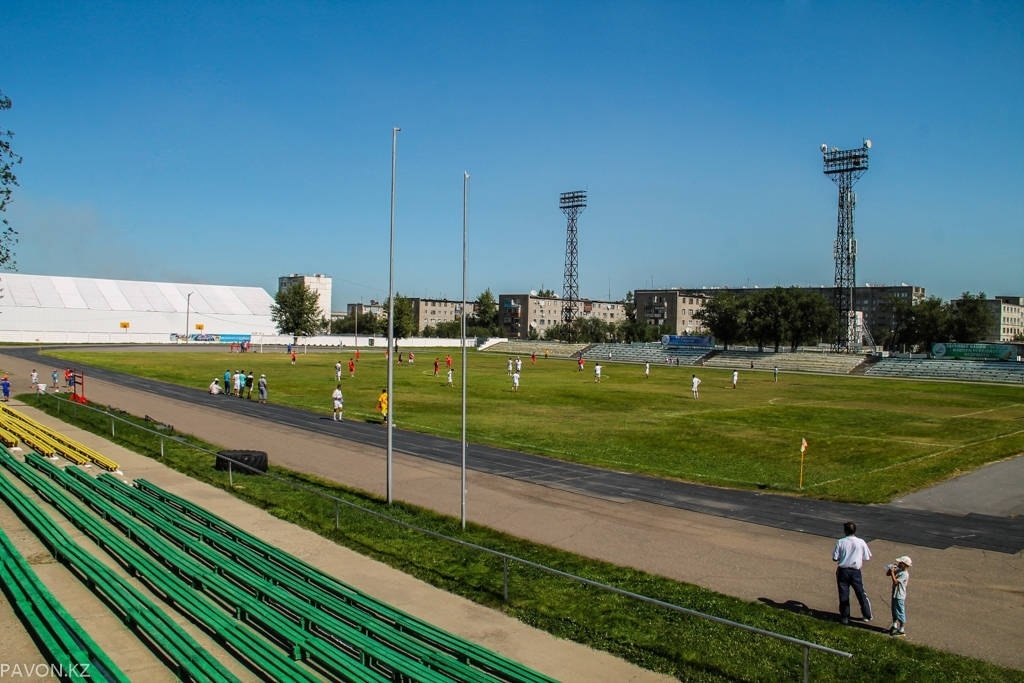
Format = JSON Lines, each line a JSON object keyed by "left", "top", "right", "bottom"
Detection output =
{"left": 801, "top": 438, "right": 808, "bottom": 453}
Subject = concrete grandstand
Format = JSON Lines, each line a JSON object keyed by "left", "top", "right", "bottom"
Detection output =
{"left": 0, "top": 273, "right": 280, "bottom": 344}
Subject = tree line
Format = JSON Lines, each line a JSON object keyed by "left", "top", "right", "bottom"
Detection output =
{"left": 272, "top": 281, "right": 1000, "bottom": 351}
{"left": 874, "top": 291, "right": 998, "bottom": 351}
{"left": 695, "top": 288, "right": 998, "bottom": 352}
{"left": 271, "top": 285, "right": 504, "bottom": 339}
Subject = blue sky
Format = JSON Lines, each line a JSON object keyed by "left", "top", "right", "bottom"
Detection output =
{"left": 3, "top": 1, "right": 1021, "bottom": 310}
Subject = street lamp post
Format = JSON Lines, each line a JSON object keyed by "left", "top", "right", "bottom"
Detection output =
{"left": 387, "top": 126, "right": 400, "bottom": 505}
{"left": 184, "top": 291, "right": 193, "bottom": 342}
{"left": 460, "top": 170, "right": 469, "bottom": 529}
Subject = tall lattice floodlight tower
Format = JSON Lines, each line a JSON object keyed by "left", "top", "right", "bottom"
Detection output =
{"left": 559, "top": 190, "right": 587, "bottom": 330}
{"left": 822, "top": 139, "right": 871, "bottom": 352}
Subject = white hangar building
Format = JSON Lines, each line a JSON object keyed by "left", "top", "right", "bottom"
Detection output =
{"left": 0, "top": 273, "right": 280, "bottom": 344}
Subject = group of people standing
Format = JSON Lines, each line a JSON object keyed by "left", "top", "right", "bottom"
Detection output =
{"left": 210, "top": 369, "right": 268, "bottom": 404}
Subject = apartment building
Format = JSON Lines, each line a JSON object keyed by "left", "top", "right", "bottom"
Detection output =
{"left": 498, "top": 293, "right": 626, "bottom": 339}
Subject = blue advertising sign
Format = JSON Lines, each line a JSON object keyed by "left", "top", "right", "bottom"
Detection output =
{"left": 168, "top": 333, "right": 252, "bottom": 343}
{"left": 661, "top": 335, "right": 715, "bottom": 348}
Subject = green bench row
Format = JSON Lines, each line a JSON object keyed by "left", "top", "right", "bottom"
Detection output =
{"left": 0, "top": 449, "right": 242, "bottom": 682}
{"left": 128, "top": 476, "right": 555, "bottom": 683}
{"left": 0, "top": 524, "right": 128, "bottom": 682}
{"left": 17, "top": 449, "right": 554, "bottom": 683}
{"left": 12, "top": 451, "right": 436, "bottom": 682}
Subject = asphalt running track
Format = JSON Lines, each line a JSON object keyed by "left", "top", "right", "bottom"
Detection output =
{"left": 9, "top": 347, "right": 1022, "bottom": 555}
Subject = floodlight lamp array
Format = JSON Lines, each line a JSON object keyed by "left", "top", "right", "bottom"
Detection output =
{"left": 822, "top": 145, "right": 870, "bottom": 175}
{"left": 559, "top": 190, "right": 587, "bottom": 210}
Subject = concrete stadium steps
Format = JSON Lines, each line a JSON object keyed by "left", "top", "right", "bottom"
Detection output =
{"left": 584, "top": 342, "right": 708, "bottom": 366}
{"left": 702, "top": 350, "right": 868, "bottom": 374}
{"left": 483, "top": 340, "right": 588, "bottom": 359}
{"left": 866, "top": 358, "right": 1024, "bottom": 384}
{"left": 12, "top": 453, "right": 466, "bottom": 683}
{"left": 0, "top": 450, "right": 245, "bottom": 682}
{"left": 124, "top": 476, "right": 555, "bottom": 683}
{"left": 0, "top": 524, "right": 130, "bottom": 682}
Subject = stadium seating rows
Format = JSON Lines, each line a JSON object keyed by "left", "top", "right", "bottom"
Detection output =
{"left": 0, "top": 404, "right": 120, "bottom": 471}
{"left": 484, "top": 340, "right": 589, "bottom": 358}
{"left": 701, "top": 350, "right": 867, "bottom": 375}
{"left": 0, "top": 438, "right": 554, "bottom": 682}
{"left": 0, "top": 452, "right": 243, "bottom": 682}
{"left": 865, "top": 358, "right": 1024, "bottom": 384}
{"left": 492, "top": 342, "right": 867, "bottom": 373}
{"left": 0, "top": 523, "right": 130, "bottom": 682}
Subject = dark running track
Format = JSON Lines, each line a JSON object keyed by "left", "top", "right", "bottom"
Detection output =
{"left": 11, "top": 347, "right": 1023, "bottom": 555}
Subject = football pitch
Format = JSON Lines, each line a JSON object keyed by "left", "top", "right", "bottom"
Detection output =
{"left": 47, "top": 347, "right": 1024, "bottom": 504}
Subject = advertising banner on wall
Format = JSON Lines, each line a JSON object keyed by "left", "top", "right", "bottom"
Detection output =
{"left": 931, "top": 343, "right": 1013, "bottom": 360}
{"left": 661, "top": 335, "right": 716, "bottom": 348}
{"left": 169, "top": 333, "right": 253, "bottom": 343}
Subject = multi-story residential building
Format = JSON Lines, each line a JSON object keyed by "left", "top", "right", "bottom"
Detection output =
{"left": 980, "top": 296, "right": 1023, "bottom": 342}
{"left": 632, "top": 289, "right": 712, "bottom": 335}
{"left": 278, "top": 274, "right": 332, "bottom": 321}
{"left": 345, "top": 300, "right": 384, "bottom": 320}
{"left": 409, "top": 297, "right": 468, "bottom": 333}
{"left": 498, "top": 293, "right": 627, "bottom": 339}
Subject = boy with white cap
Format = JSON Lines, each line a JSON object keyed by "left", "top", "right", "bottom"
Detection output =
{"left": 887, "top": 555, "right": 913, "bottom": 637}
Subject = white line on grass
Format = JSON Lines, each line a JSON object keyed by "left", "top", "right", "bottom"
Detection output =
{"left": 951, "top": 403, "right": 1024, "bottom": 419}
{"left": 807, "top": 427, "right": 1024, "bottom": 489}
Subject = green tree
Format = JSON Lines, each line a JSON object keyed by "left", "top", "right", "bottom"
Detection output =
{"left": 0, "top": 89, "right": 22, "bottom": 269}
{"left": 878, "top": 294, "right": 916, "bottom": 352}
{"left": 745, "top": 288, "right": 792, "bottom": 352}
{"left": 948, "top": 292, "right": 994, "bottom": 343}
{"left": 384, "top": 294, "right": 416, "bottom": 339}
{"left": 542, "top": 322, "right": 568, "bottom": 341}
{"left": 575, "top": 316, "right": 613, "bottom": 343}
{"left": 616, "top": 291, "right": 653, "bottom": 342}
{"left": 913, "top": 297, "right": 949, "bottom": 352}
{"left": 623, "top": 291, "right": 636, "bottom": 324}
{"left": 271, "top": 282, "right": 326, "bottom": 337}
{"left": 788, "top": 289, "right": 835, "bottom": 350}
{"left": 474, "top": 289, "right": 499, "bottom": 333}
{"left": 695, "top": 291, "right": 745, "bottom": 350}
{"left": 428, "top": 320, "right": 463, "bottom": 338}
{"left": 329, "top": 311, "right": 381, "bottom": 336}
{"left": 536, "top": 287, "right": 557, "bottom": 298}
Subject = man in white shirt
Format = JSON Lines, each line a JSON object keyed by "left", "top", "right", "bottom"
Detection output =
{"left": 691, "top": 374, "right": 701, "bottom": 399}
{"left": 209, "top": 378, "right": 222, "bottom": 395}
{"left": 833, "top": 521, "right": 873, "bottom": 624}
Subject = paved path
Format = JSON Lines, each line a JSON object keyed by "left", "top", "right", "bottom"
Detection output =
{"left": 1, "top": 349, "right": 1022, "bottom": 673}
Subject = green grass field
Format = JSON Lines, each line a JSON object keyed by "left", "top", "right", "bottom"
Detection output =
{"left": 44, "top": 347, "right": 1024, "bottom": 504}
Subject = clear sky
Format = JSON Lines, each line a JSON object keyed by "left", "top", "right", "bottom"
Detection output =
{"left": 3, "top": 1, "right": 1021, "bottom": 310}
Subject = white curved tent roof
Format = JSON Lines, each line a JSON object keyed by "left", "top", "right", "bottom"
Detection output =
{"left": 0, "top": 273, "right": 278, "bottom": 343}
